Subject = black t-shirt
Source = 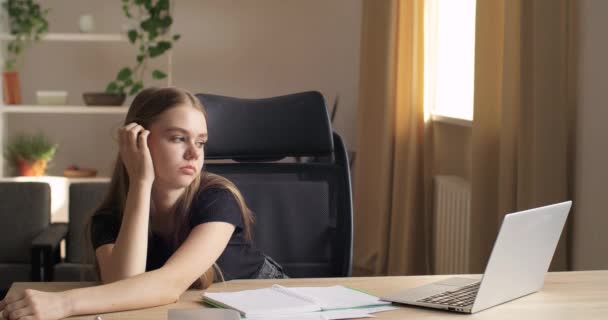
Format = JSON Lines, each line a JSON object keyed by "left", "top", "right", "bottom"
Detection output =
{"left": 90, "top": 188, "right": 266, "bottom": 280}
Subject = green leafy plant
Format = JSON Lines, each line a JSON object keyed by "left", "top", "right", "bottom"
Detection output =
{"left": 1, "top": 0, "right": 49, "bottom": 71}
{"left": 4, "top": 132, "right": 58, "bottom": 166}
{"left": 106, "top": 0, "right": 180, "bottom": 96}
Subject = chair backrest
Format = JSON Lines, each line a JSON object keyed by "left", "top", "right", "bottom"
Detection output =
{"left": 197, "top": 91, "right": 353, "bottom": 277}
{"left": 67, "top": 182, "right": 110, "bottom": 263}
{"left": 0, "top": 182, "right": 51, "bottom": 263}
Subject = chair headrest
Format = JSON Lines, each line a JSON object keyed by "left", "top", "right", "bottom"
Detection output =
{"left": 196, "top": 91, "right": 334, "bottom": 161}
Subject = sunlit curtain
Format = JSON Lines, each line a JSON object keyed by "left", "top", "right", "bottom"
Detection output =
{"left": 353, "top": 0, "right": 431, "bottom": 276}
{"left": 470, "top": 0, "right": 577, "bottom": 272}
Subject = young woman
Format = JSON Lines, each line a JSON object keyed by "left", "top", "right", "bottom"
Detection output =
{"left": 0, "top": 87, "right": 287, "bottom": 320}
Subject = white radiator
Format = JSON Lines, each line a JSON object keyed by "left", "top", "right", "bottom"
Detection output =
{"left": 433, "top": 175, "right": 471, "bottom": 274}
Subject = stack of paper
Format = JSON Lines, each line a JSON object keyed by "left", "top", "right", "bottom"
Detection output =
{"left": 202, "top": 285, "right": 397, "bottom": 319}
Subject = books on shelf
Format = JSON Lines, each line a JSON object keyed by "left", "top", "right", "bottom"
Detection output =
{"left": 202, "top": 284, "right": 394, "bottom": 319}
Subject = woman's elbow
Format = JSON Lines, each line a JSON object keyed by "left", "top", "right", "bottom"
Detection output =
{"left": 162, "top": 291, "right": 181, "bottom": 304}
{"left": 162, "top": 285, "right": 187, "bottom": 304}
{"left": 158, "top": 271, "right": 193, "bottom": 302}
{"left": 140, "top": 270, "right": 184, "bottom": 305}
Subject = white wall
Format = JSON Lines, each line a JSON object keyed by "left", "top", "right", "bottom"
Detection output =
{"left": 8, "top": 0, "right": 362, "bottom": 176}
{"left": 172, "top": 1, "right": 362, "bottom": 151}
{"left": 573, "top": 0, "right": 608, "bottom": 270}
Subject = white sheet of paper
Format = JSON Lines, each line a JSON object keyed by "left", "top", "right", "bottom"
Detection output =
{"left": 287, "top": 285, "right": 392, "bottom": 309}
{"left": 204, "top": 287, "right": 320, "bottom": 316}
{"left": 204, "top": 285, "right": 395, "bottom": 319}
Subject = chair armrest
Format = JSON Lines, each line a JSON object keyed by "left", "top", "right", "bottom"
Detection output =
{"left": 31, "top": 223, "right": 68, "bottom": 281}
{"left": 32, "top": 223, "right": 68, "bottom": 252}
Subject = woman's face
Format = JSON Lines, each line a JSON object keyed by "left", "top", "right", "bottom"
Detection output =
{"left": 147, "top": 103, "right": 207, "bottom": 190}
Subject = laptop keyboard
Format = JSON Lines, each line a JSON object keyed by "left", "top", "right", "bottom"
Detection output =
{"left": 417, "top": 282, "right": 480, "bottom": 307}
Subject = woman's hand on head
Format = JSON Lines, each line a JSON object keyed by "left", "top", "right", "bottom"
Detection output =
{"left": 0, "top": 289, "right": 71, "bottom": 320}
{"left": 119, "top": 122, "right": 155, "bottom": 185}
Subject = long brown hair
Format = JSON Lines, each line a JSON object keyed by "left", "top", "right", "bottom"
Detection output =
{"left": 87, "top": 87, "right": 254, "bottom": 288}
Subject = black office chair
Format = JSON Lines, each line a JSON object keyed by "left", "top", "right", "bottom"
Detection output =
{"left": 197, "top": 91, "right": 353, "bottom": 277}
{"left": 0, "top": 182, "right": 62, "bottom": 296}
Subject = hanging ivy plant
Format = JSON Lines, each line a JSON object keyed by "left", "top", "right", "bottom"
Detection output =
{"left": 1, "top": 0, "right": 49, "bottom": 71}
{"left": 106, "top": 0, "right": 180, "bottom": 96}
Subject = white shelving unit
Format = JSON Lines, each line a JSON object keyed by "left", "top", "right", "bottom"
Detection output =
{"left": 0, "top": 30, "right": 144, "bottom": 222}
{"left": 0, "top": 32, "right": 170, "bottom": 178}
{"left": 0, "top": 33, "right": 125, "bottom": 42}
{"left": 0, "top": 105, "right": 129, "bottom": 114}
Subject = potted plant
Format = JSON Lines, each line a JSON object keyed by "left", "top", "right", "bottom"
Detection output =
{"left": 1, "top": 0, "right": 50, "bottom": 105}
{"left": 84, "top": 0, "right": 180, "bottom": 106}
{"left": 4, "top": 132, "right": 58, "bottom": 176}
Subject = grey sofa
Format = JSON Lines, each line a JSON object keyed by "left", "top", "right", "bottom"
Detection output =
{"left": 0, "top": 182, "right": 62, "bottom": 295}
{"left": 52, "top": 182, "right": 109, "bottom": 281}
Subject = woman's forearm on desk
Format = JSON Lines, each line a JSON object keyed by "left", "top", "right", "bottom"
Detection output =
{"left": 0, "top": 268, "right": 181, "bottom": 320}
{"left": 67, "top": 222, "right": 234, "bottom": 317}
{"left": 65, "top": 268, "right": 181, "bottom": 316}
{"left": 0, "top": 222, "right": 233, "bottom": 320}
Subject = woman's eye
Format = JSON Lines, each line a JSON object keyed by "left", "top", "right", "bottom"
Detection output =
{"left": 196, "top": 141, "right": 206, "bottom": 148}
{"left": 171, "top": 136, "right": 186, "bottom": 143}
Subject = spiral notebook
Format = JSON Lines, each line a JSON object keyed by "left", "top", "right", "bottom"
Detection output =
{"left": 202, "top": 285, "right": 392, "bottom": 317}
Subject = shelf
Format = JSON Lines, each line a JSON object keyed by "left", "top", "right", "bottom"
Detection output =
{"left": 0, "top": 105, "right": 128, "bottom": 114}
{"left": 0, "top": 176, "right": 110, "bottom": 183}
{"left": 0, "top": 33, "right": 126, "bottom": 42}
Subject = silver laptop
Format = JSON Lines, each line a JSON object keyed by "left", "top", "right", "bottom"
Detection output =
{"left": 382, "top": 201, "right": 572, "bottom": 314}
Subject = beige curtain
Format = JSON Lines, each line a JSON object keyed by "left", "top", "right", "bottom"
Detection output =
{"left": 353, "top": 0, "right": 431, "bottom": 276}
{"left": 470, "top": 0, "right": 577, "bottom": 272}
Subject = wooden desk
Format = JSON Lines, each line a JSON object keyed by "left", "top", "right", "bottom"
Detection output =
{"left": 7, "top": 271, "right": 608, "bottom": 319}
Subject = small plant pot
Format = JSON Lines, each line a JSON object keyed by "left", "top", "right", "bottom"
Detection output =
{"left": 83, "top": 92, "right": 126, "bottom": 106}
{"left": 2, "top": 71, "right": 22, "bottom": 105}
{"left": 18, "top": 159, "right": 48, "bottom": 176}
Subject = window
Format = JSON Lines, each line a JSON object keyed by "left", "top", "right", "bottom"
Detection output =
{"left": 424, "top": 0, "right": 476, "bottom": 123}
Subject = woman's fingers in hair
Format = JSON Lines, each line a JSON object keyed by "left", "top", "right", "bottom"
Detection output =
{"left": 128, "top": 126, "right": 144, "bottom": 150}
{"left": 123, "top": 122, "right": 139, "bottom": 131}
{"left": 119, "top": 122, "right": 140, "bottom": 149}
{"left": 121, "top": 123, "right": 145, "bottom": 150}
{"left": 138, "top": 130, "right": 150, "bottom": 150}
